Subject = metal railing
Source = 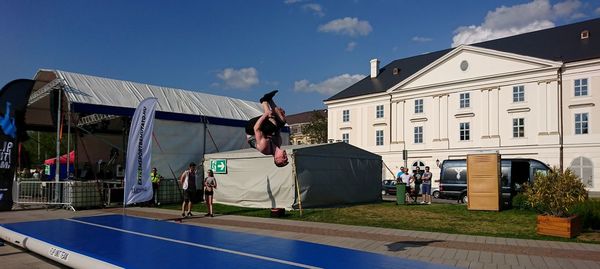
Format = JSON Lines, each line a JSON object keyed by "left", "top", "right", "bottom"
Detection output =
{"left": 13, "top": 179, "right": 184, "bottom": 211}
{"left": 15, "top": 181, "right": 76, "bottom": 211}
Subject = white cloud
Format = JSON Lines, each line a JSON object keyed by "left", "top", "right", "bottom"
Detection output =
{"left": 412, "top": 36, "right": 432, "bottom": 42}
{"left": 303, "top": 3, "right": 324, "bottom": 17}
{"left": 318, "top": 17, "right": 372, "bottom": 37}
{"left": 294, "top": 74, "right": 364, "bottom": 95}
{"left": 595, "top": 7, "right": 600, "bottom": 15}
{"left": 346, "top": 41, "right": 357, "bottom": 51}
{"left": 216, "top": 67, "right": 259, "bottom": 90}
{"left": 452, "top": 0, "right": 584, "bottom": 47}
{"left": 284, "top": 0, "right": 303, "bottom": 4}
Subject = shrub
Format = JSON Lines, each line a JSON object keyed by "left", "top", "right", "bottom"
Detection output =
{"left": 512, "top": 193, "right": 531, "bottom": 210}
{"left": 570, "top": 200, "right": 600, "bottom": 230}
{"left": 524, "top": 167, "right": 588, "bottom": 217}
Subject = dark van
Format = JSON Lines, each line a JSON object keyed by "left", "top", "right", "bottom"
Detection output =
{"left": 438, "top": 158, "right": 550, "bottom": 205}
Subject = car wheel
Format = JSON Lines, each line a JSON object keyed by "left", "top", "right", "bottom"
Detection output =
{"left": 381, "top": 190, "right": 387, "bottom": 195}
{"left": 432, "top": 191, "right": 440, "bottom": 199}
{"left": 460, "top": 194, "right": 468, "bottom": 204}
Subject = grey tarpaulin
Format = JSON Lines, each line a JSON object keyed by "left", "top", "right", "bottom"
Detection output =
{"left": 203, "top": 142, "right": 382, "bottom": 209}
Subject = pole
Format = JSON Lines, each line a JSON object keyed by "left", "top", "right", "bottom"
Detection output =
{"left": 55, "top": 88, "right": 62, "bottom": 182}
{"left": 66, "top": 103, "right": 71, "bottom": 178}
{"left": 37, "top": 131, "right": 40, "bottom": 162}
{"left": 291, "top": 154, "right": 302, "bottom": 216}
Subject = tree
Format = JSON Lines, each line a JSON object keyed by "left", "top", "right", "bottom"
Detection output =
{"left": 302, "top": 110, "right": 327, "bottom": 144}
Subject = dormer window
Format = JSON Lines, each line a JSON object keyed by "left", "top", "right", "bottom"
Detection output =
{"left": 581, "top": 30, "right": 589, "bottom": 40}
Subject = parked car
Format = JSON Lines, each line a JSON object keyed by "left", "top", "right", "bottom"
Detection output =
{"left": 432, "top": 187, "right": 440, "bottom": 199}
{"left": 438, "top": 158, "right": 550, "bottom": 205}
{"left": 381, "top": 179, "right": 397, "bottom": 195}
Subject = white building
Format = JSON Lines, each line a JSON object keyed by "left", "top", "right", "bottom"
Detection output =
{"left": 325, "top": 19, "right": 600, "bottom": 195}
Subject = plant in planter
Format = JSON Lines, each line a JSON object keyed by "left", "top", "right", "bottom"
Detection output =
{"left": 524, "top": 167, "right": 588, "bottom": 238}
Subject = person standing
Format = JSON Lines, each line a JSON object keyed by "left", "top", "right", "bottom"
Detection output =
{"left": 150, "top": 167, "right": 163, "bottom": 206}
{"left": 413, "top": 167, "right": 422, "bottom": 203}
{"left": 400, "top": 167, "right": 413, "bottom": 204}
{"left": 395, "top": 166, "right": 405, "bottom": 182}
{"left": 203, "top": 170, "right": 217, "bottom": 217}
{"left": 421, "top": 166, "right": 432, "bottom": 204}
{"left": 179, "top": 162, "right": 197, "bottom": 218}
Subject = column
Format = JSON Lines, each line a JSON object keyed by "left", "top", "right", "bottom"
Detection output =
{"left": 440, "top": 95, "right": 449, "bottom": 140}
{"left": 489, "top": 88, "right": 500, "bottom": 137}
{"left": 481, "top": 89, "right": 490, "bottom": 138}
{"left": 398, "top": 101, "right": 405, "bottom": 143}
{"left": 537, "top": 82, "right": 548, "bottom": 134}
{"left": 547, "top": 81, "right": 559, "bottom": 134}
{"left": 433, "top": 96, "right": 440, "bottom": 141}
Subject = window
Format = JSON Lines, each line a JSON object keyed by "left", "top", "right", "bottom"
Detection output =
{"left": 574, "top": 79, "right": 588, "bottom": 96}
{"left": 459, "top": 93, "right": 470, "bottom": 108}
{"left": 414, "top": 126, "right": 423, "bottom": 144}
{"left": 460, "top": 122, "right": 470, "bottom": 141}
{"left": 376, "top": 105, "right": 384, "bottom": 118}
{"left": 571, "top": 157, "right": 593, "bottom": 187}
{"left": 513, "top": 118, "right": 525, "bottom": 138}
{"left": 342, "top": 110, "right": 350, "bottom": 122}
{"left": 376, "top": 130, "right": 384, "bottom": 146}
{"left": 575, "top": 113, "right": 589, "bottom": 134}
{"left": 342, "top": 133, "right": 349, "bottom": 143}
{"left": 513, "top": 86, "right": 525, "bottom": 102}
{"left": 414, "top": 99, "right": 423, "bottom": 114}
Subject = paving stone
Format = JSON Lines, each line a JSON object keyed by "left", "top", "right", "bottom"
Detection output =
{"left": 492, "top": 253, "right": 506, "bottom": 265}
{"left": 456, "top": 260, "right": 471, "bottom": 268}
{"left": 430, "top": 247, "right": 446, "bottom": 258}
{"left": 528, "top": 255, "right": 547, "bottom": 268}
{"left": 504, "top": 254, "right": 519, "bottom": 266}
{"left": 466, "top": 250, "right": 481, "bottom": 262}
{"left": 479, "top": 251, "right": 492, "bottom": 263}
{"left": 442, "top": 248, "right": 457, "bottom": 259}
{"left": 540, "top": 257, "right": 561, "bottom": 269}
{"left": 468, "top": 261, "right": 485, "bottom": 269}
{"left": 454, "top": 249, "right": 469, "bottom": 261}
{"left": 515, "top": 255, "right": 533, "bottom": 267}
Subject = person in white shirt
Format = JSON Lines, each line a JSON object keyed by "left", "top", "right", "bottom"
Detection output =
{"left": 400, "top": 168, "right": 413, "bottom": 204}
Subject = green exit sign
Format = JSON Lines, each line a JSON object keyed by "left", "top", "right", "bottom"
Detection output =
{"left": 210, "top": 159, "right": 227, "bottom": 174}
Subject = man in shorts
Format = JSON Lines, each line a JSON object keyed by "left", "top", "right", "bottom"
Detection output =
{"left": 245, "top": 90, "right": 289, "bottom": 167}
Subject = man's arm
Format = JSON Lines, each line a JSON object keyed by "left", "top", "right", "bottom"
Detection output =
{"left": 253, "top": 112, "right": 271, "bottom": 151}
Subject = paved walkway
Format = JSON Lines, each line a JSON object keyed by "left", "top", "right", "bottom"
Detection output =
{"left": 1, "top": 208, "right": 599, "bottom": 269}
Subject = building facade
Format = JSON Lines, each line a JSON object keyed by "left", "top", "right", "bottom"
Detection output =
{"left": 325, "top": 19, "right": 600, "bottom": 194}
{"left": 287, "top": 110, "right": 327, "bottom": 145}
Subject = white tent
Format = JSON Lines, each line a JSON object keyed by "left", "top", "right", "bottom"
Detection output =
{"left": 26, "top": 70, "right": 287, "bottom": 180}
{"left": 203, "top": 142, "right": 382, "bottom": 210}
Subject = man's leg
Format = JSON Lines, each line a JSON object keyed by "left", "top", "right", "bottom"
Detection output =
{"left": 268, "top": 100, "right": 286, "bottom": 124}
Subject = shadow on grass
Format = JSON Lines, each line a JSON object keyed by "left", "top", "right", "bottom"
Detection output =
{"left": 386, "top": 240, "right": 445, "bottom": 252}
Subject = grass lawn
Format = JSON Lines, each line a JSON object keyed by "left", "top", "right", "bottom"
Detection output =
{"left": 163, "top": 200, "right": 599, "bottom": 243}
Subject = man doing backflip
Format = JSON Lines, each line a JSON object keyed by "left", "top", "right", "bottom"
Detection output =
{"left": 245, "top": 90, "right": 289, "bottom": 167}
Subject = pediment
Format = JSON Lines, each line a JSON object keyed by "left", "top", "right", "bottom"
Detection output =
{"left": 391, "top": 45, "right": 562, "bottom": 91}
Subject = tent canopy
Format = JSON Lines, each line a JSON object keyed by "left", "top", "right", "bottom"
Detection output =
{"left": 27, "top": 70, "right": 264, "bottom": 127}
{"left": 44, "top": 151, "right": 75, "bottom": 165}
{"left": 203, "top": 143, "right": 382, "bottom": 209}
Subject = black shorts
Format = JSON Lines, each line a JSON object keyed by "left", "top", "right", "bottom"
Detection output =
{"left": 245, "top": 116, "right": 285, "bottom": 136}
{"left": 183, "top": 189, "right": 196, "bottom": 202}
{"left": 205, "top": 190, "right": 214, "bottom": 196}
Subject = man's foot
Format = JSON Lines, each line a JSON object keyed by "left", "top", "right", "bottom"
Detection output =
{"left": 204, "top": 213, "right": 210, "bottom": 217}
{"left": 181, "top": 213, "right": 186, "bottom": 218}
{"left": 259, "top": 90, "right": 278, "bottom": 103}
{"left": 187, "top": 212, "right": 193, "bottom": 217}
{"left": 210, "top": 214, "right": 214, "bottom": 217}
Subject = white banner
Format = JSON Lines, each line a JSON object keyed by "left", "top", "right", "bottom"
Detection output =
{"left": 124, "top": 97, "right": 158, "bottom": 205}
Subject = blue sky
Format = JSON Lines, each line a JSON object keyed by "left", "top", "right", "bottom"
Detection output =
{"left": 2, "top": 0, "right": 600, "bottom": 114}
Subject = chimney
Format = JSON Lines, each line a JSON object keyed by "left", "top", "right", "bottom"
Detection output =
{"left": 370, "top": 58, "right": 380, "bottom": 78}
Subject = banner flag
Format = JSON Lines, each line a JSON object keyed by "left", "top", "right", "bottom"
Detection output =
{"left": 0, "top": 79, "right": 35, "bottom": 211}
{"left": 124, "top": 97, "right": 158, "bottom": 205}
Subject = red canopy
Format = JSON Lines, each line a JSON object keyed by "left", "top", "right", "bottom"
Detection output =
{"left": 44, "top": 151, "right": 75, "bottom": 165}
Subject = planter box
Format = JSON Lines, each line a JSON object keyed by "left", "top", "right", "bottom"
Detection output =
{"left": 536, "top": 215, "right": 582, "bottom": 238}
